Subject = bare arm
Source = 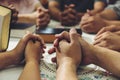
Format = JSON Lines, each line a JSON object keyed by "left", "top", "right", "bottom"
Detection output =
{"left": 92, "top": 46, "right": 120, "bottom": 77}
{"left": 17, "top": 13, "right": 37, "bottom": 24}
{"left": 17, "top": 2, "right": 42, "bottom": 24}
{"left": 57, "top": 59, "right": 78, "bottom": 80}
{"left": 0, "top": 50, "right": 17, "bottom": 69}
{"left": 18, "top": 37, "right": 45, "bottom": 80}
{"left": 99, "top": 9, "right": 119, "bottom": 20}
{"left": 49, "top": 1, "right": 61, "bottom": 21}
{"left": 18, "top": 60, "right": 41, "bottom": 80}
{"left": 106, "top": 20, "right": 120, "bottom": 26}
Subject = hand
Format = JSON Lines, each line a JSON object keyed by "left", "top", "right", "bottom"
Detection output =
{"left": 48, "top": 28, "right": 95, "bottom": 65}
{"left": 36, "top": 7, "right": 50, "bottom": 29}
{"left": 49, "top": 28, "right": 82, "bottom": 67}
{"left": 60, "top": 4, "right": 78, "bottom": 26}
{"left": 12, "top": 32, "right": 45, "bottom": 65}
{"left": 94, "top": 31, "right": 120, "bottom": 51}
{"left": 96, "top": 25, "right": 120, "bottom": 37}
{"left": 8, "top": 4, "right": 18, "bottom": 24}
{"left": 25, "top": 39, "right": 45, "bottom": 63}
{"left": 80, "top": 14, "right": 107, "bottom": 33}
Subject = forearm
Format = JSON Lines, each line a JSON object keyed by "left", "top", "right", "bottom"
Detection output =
{"left": 0, "top": 50, "right": 16, "bottom": 69}
{"left": 49, "top": 8, "right": 61, "bottom": 21}
{"left": 19, "top": 61, "right": 41, "bottom": 80}
{"left": 56, "top": 59, "right": 78, "bottom": 80}
{"left": 92, "top": 46, "right": 120, "bottom": 77}
{"left": 17, "top": 14, "right": 36, "bottom": 24}
{"left": 99, "top": 9, "right": 119, "bottom": 20}
{"left": 106, "top": 20, "right": 120, "bottom": 26}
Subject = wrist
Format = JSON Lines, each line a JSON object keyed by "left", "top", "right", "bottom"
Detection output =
{"left": 103, "top": 19, "right": 111, "bottom": 26}
{"left": 26, "top": 59, "right": 40, "bottom": 65}
{"left": 58, "top": 57, "right": 78, "bottom": 70}
{"left": 25, "top": 60, "right": 40, "bottom": 68}
{"left": 57, "top": 60, "right": 77, "bottom": 74}
{"left": 18, "top": 14, "right": 35, "bottom": 23}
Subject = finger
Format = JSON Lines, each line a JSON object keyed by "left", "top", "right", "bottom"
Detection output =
{"left": 58, "top": 40, "right": 68, "bottom": 52}
{"left": 80, "top": 17, "right": 93, "bottom": 27}
{"left": 68, "top": 8, "right": 76, "bottom": 15}
{"left": 81, "top": 23, "right": 94, "bottom": 33}
{"left": 42, "top": 8, "right": 49, "bottom": 13}
{"left": 27, "top": 40, "right": 34, "bottom": 45}
{"left": 68, "top": 13, "right": 76, "bottom": 20}
{"left": 95, "top": 26, "right": 114, "bottom": 37}
{"left": 96, "top": 28, "right": 107, "bottom": 37}
{"left": 68, "top": 4, "right": 75, "bottom": 8}
{"left": 37, "top": 7, "right": 42, "bottom": 12}
{"left": 114, "top": 31, "right": 120, "bottom": 35}
{"left": 61, "top": 10, "right": 68, "bottom": 17}
{"left": 64, "top": 5, "right": 69, "bottom": 10}
{"left": 36, "top": 35, "right": 45, "bottom": 47}
{"left": 93, "top": 36, "right": 104, "bottom": 45}
{"left": 34, "top": 40, "right": 41, "bottom": 47}
{"left": 51, "top": 57, "right": 57, "bottom": 63}
{"left": 48, "top": 47, "right": 56, "bottom": 54}
{"left": 34, "top": 34, "right": 46, "bottom": 48}
{"left": 53, "top": 38, "right": 59, "bottom": 47}
{"left": 94, "top": 41, "right": 107, "bottom": 47}
{"left": 38, "top": 11, "right": 45, "bottom": 18}
{"left": 94, "top": 33, "right": 103, "bottom": 40}
{"left": 86, "top": 9, "right": 93, "bottom": 16}
{"left": 69, "top": 28, "right": 79, "bottom": 43}
{"left": 55, "top": 31, "right": 70, "bottom": 42}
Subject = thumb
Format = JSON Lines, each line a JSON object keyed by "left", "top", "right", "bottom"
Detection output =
{"left": 69, "top": 28, "right": 80, "bottom": 43}
{"left": 37, "top": 7, "right": 42, "bottom": 12}
{"left": 86, "top": 9, "right": 93, "bottom": 16}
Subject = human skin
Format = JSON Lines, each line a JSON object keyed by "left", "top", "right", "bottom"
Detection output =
{"left": 80, "top": 8, "right": 120, "bottom": 33}
{"left": 0, "top": 33, "right": 45, "bottom": 70}
{"left": 49, "top": 28, "right": 82, "bottom": 80}
{"left": 49, "top": 1, "right": 106, "bottom": 26}
{"left": 94, "top": 31, "right": 120, "bottom": 51}
{"left": 49, "top": 28, "right": 120, "bottom": 78}
{"left": 18, "top": 38, "right": 45, "bottom": 80}
{"left": 96, "top": 25, "right": 120, "bottom": 36}
{"left": 18, "top": 7, "right": 50, "bottom": 28}
{"left": 1, "top": 0, "right": 50, "bottom": 28}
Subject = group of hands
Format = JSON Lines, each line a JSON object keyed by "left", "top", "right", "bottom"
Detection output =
{"left": 12, "top": 26, "right": 120, "bottom": 71}
{"left": 11, "top": 28, "right": 93, "bottom": 70}
{"left": 10, "top": 4, "right": 81, "bottom": 28}
{"left": 9, "top": 4, "right": 120, "bottom": 66}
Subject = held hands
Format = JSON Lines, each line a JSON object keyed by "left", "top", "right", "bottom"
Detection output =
{"left": 12, "top": 32, "right": 45, "bottom": 65}
{"left": 80, "top": 12, "right": 107, "bottom": 33}
{"left": 49, "top": 28, "right": 82, "bottom": 67}
{"left": 35, "top": 7, "right": 50, "bottom": 29}
{"left": 94, "top": 25, "right": 120, "bottom": 51}
{"left": 24, "top": 34, "right": 46, "bottom": 63}
{"left": 60, "top": 4, "right": 79, "bottom": 26}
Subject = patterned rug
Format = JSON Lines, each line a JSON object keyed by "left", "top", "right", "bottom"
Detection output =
{"left": 40, "top": 60, "right": 119, "bottom": 80}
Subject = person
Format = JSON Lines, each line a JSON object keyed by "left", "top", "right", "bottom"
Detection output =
{"left": 92, "top": 25, "right": 120, "bottom": 51}
{"left": 80, "top": 0, "right": 120, "bottom": 33}
{"left": 0, "top": 0, "right": 50, "bottom": 28}
{"left": 18, "top": 28, "right": 82, "bottom": 80}
{"left": 18, "top": 37, "right": 45, "bottom": 80}
{"left": 49, "top": 28, "right": 120, "bottom": 78}
{"left": 49, "top": 0, "right": 107, "bottom": 26}
{"left": 0, "top": 32, "right": 45, "bottom": 70}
